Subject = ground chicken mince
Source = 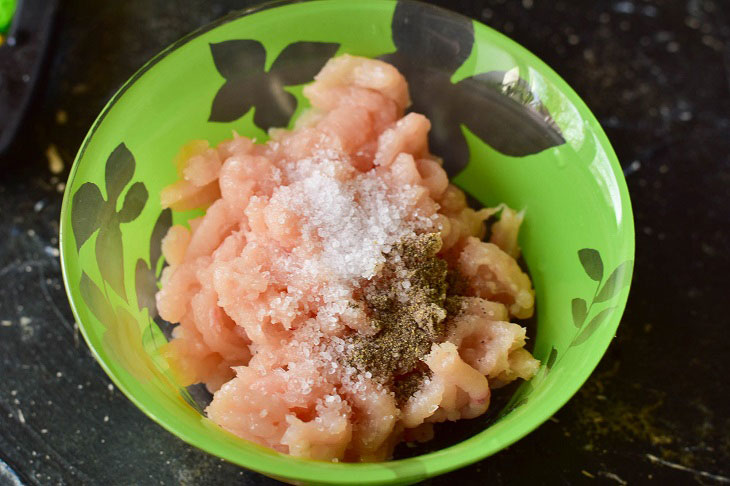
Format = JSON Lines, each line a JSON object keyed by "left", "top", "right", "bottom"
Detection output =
{"left": 155, "top": 55, "right": 540, "bottom": 462}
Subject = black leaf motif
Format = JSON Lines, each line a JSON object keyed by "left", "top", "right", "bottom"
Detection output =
{"left": 210, "top": 40, "right": 266, "bottom": 79}
{"left": 499, "top": 396, "right": 529, "bottom": 420}
{"left": 572, "top": 306, "right": 615, "bottom": 346}
{"left": 390, "top": 0, "right": 474, "bottom": 72}
{"left": 79, "top": 272, "right": 116, "bottom": 326}
{"left": 495, "top": 381, "right": 533, "bottom": 421}
{"left": 426, "top": 109, "right": 471, "bottom": 180}
{"left": 71, "top": 143, "right": 151, "bottom": 304}
{"left": 382, "top": 1, "right": 565, "bottom": 175}
{"left": 578, "top": 248, "right": 603, "bottom": 282}
{"left": 456, "top": 73, "right": 565, "bottom": 158}
{"left": 546, "top": 346, "right": 558, "bottom": 372}
{"left": 595, "top": 260, "right": 633, "bottom": 303}
{"left": 474, "top": 71, "right": 537, "bottom": 105}
{"left": 509, "top": 397, "right": 529, "bottom": 411}
{"left": 209, "top": 76, "right": 259, "bottom": 123}
{"left": 209, "top": 39, "right": 339, "bottom": 130}
{"left": 71, "top": 182, "right": 104, "bottom": 251}
{"left": 135, "top": 259, "right": 158, "bottom": 316}
{"left": 135, "top": 209, "right": 173, "bottom": 316}
{"left": 105, "top": 143, "right": 135, "bottom": 203}
{"left": 253, "top": 89, "right": 297, "bottom": 131}
{"left": 118, "top": 182, "right": 148, "bottom": 223}
{"left": 506, "top": 381, "right": 533, "bottom": 413}
{"left": 95, "top": 222, "right": 126, "bottom": 299}
{"left": 149, "top": 209, "right": 172, "bottom": 274}
{"left": 269, "top": 41, "right": 340, "bottom": 86}
{"left": 571, "top": 297, "right": 587, "bottom": 328}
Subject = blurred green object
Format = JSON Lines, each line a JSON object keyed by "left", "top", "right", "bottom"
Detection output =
{"left": 0, "top": 0, "right": 16, "bottom": 34}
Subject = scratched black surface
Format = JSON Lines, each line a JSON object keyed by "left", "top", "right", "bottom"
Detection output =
{"left": 1, "top": 1, "right": 729, "bottom": 485}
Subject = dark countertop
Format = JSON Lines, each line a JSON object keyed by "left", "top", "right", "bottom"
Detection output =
{"left": 1, "top": 1, "right": 728, "bottom": 484}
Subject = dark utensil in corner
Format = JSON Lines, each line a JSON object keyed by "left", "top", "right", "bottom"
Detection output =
{"left": 0, "top": 0, "right": 58, "bottom": 155}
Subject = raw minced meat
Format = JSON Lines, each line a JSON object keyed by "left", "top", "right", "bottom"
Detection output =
{"left": 156, "top": 54, "right": 539, "bottom": 462}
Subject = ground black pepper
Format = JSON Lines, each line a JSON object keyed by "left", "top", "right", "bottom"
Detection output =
{"left": 346, "top": 233, "right": 452, "bottom": 391}
{"left": 392, "top": 368, "right": 431, "bottom": 405}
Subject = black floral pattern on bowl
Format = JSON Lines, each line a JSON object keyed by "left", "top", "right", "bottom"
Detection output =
{"left": 208, "top": 40, "right": 339, "bottom": 127}
{"left": 71, "top": 143, "right": 147, "bottom": 300}
{"left": 381, "top": 1, "right": 565, "bottom": 175}
{"left": 207, "top": 1, "right": 565, "bottom": 176}
{"left": 497, "top": 249, "right": 633, "bottom": 418}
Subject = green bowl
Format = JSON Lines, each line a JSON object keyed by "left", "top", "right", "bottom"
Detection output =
{"left": 60, "top": 1, "right": 634, "bottom": 484}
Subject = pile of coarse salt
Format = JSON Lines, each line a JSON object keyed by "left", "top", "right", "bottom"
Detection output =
{"left": 271, "top": 149, "right": 435, "bottom": 327}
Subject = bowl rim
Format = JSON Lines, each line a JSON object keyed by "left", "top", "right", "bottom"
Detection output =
{"left": 59, "top": 0, "right": 635, "bottom": 483}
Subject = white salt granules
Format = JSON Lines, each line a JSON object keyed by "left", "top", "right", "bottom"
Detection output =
{"left": 279, "top": 150, "right": 428, "bottom": 284}
{"left": 265, "top": 148, "right": 433, "bottom": 332}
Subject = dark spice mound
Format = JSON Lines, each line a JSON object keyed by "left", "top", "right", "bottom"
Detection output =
{"left": 392, "top": 367, "right": 431, "bottom": 405}
{"left": 346, "top": 232, "right": 452, "bottom": 387}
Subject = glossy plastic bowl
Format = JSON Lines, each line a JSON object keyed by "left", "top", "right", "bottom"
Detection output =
{"left": 59, "top": 1, "right": 634, "bottom": 484}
